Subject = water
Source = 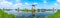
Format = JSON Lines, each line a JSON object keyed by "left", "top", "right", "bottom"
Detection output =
{"left": 4, "top": 10, "right": 55, "bottom": 18}
{"left": 16, "top": 12, "right": 54, "bottom": 18}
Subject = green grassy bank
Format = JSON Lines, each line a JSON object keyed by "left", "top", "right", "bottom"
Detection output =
{"left": 46, "top": 9, "right": 60, "bottom": 18}
{"left": 0, "top": 9, "right": 16, "bottom": 18}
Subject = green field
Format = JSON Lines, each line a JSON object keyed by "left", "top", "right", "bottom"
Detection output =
{"left": 46, "top": 9, "right": 60, "bottom": 18}
{"left": 0, "top": 9, "right": 16, "bottom": 18}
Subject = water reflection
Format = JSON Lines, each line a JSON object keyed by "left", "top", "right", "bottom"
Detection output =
{"left": 3, "top": 9, "right": 56, "bottom": 18}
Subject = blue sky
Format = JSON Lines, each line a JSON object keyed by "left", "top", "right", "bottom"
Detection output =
{"left": 0, "top": 0, "right": 60, "bottom": 9}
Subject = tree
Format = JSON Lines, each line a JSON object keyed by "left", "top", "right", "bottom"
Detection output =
{"left": 37, "top": 9, "right": 40, "bottom": 12}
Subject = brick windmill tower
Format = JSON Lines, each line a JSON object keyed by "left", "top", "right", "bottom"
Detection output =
{"left": 32, "top": 3, "right": 35, "bottom": 17}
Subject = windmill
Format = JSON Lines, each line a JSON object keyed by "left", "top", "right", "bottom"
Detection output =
{"left": 32, "top": 3, "right": 35, "bottom": 18}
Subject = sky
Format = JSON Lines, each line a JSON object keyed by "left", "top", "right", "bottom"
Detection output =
{"left": 0, "top": 0, "right": 60, "bottom": 9}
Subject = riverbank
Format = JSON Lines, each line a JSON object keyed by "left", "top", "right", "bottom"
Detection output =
{"left": 46, "top": 9, "right": 60, "bottom": 18}
{"left": 0, "top": 9, "right": 16, "bottom": 18}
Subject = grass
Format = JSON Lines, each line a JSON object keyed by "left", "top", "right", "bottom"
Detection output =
{"left": 46, "top": 9, "right": 60, "bottom": 18}
{"left": 0, "top": 9, "right": 16, "bottom": 18}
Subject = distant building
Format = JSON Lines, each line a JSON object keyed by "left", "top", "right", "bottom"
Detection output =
{"left": 3, "top": 8, "right": 12, "bottom": 11}
{"left": 41, "top": 9, "right": 46, "bottom": 12}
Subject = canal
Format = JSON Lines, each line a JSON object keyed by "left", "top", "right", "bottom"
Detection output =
{"left": 4, "top": 9, "right": 56, "bottom": 18}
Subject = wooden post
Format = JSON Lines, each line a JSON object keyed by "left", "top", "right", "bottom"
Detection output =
{"left": 17, "top": 8, "right": 19, "bottom": 12}
{"left": 53, "top": 8, "right": 54, "bottom": 12}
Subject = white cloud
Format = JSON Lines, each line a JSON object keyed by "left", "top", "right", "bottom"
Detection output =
{"left": 33, "top": 3, "right": 38, "bottom": 5}
{"left": 0, "top": 1, "right": 13, "bottom": 6}
{"left": 16, "top": 0, "right": 20, "bottom": 3}
{"left": 14, "top": 3, "right": 22, "bottom": 6}
{"left": 16, "top": 0, "right": 19, "bottom": 1}
{"left": 43, "top": 1, "right": 47, "bottom": 3}
{"left": 0, "top": 1, "right": 14, "bottom": 9}
{"left": 0, "top": 0, "right": 5, "bottom": 2}
{"left": 14, "top": 3, "right": 22, "bottom": 8}
{"left": 0, "top": 0, "right": 23, "bottom": 9}
{"left": 25, "top": 2, "right": 29, "bottom": 5}
{"left": 57, "top": 0, "right": 60, "bottom": 3}
{"left": 54, "top": 3, "right": 58, "bottom": 6}
{"left": 43, "top": 0, "right": 47, "bottom": 3}
{"left": 52, "top": 3, "right": 60, "bottom": 9}
{"left": 1, "top": 0, "right": 60, "bottom": 9}
{"left": 0, "top": 0, "right": 32, "bottom": 9}
{"left": 0, "top": 0, "right": 16, "bottom": 9}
